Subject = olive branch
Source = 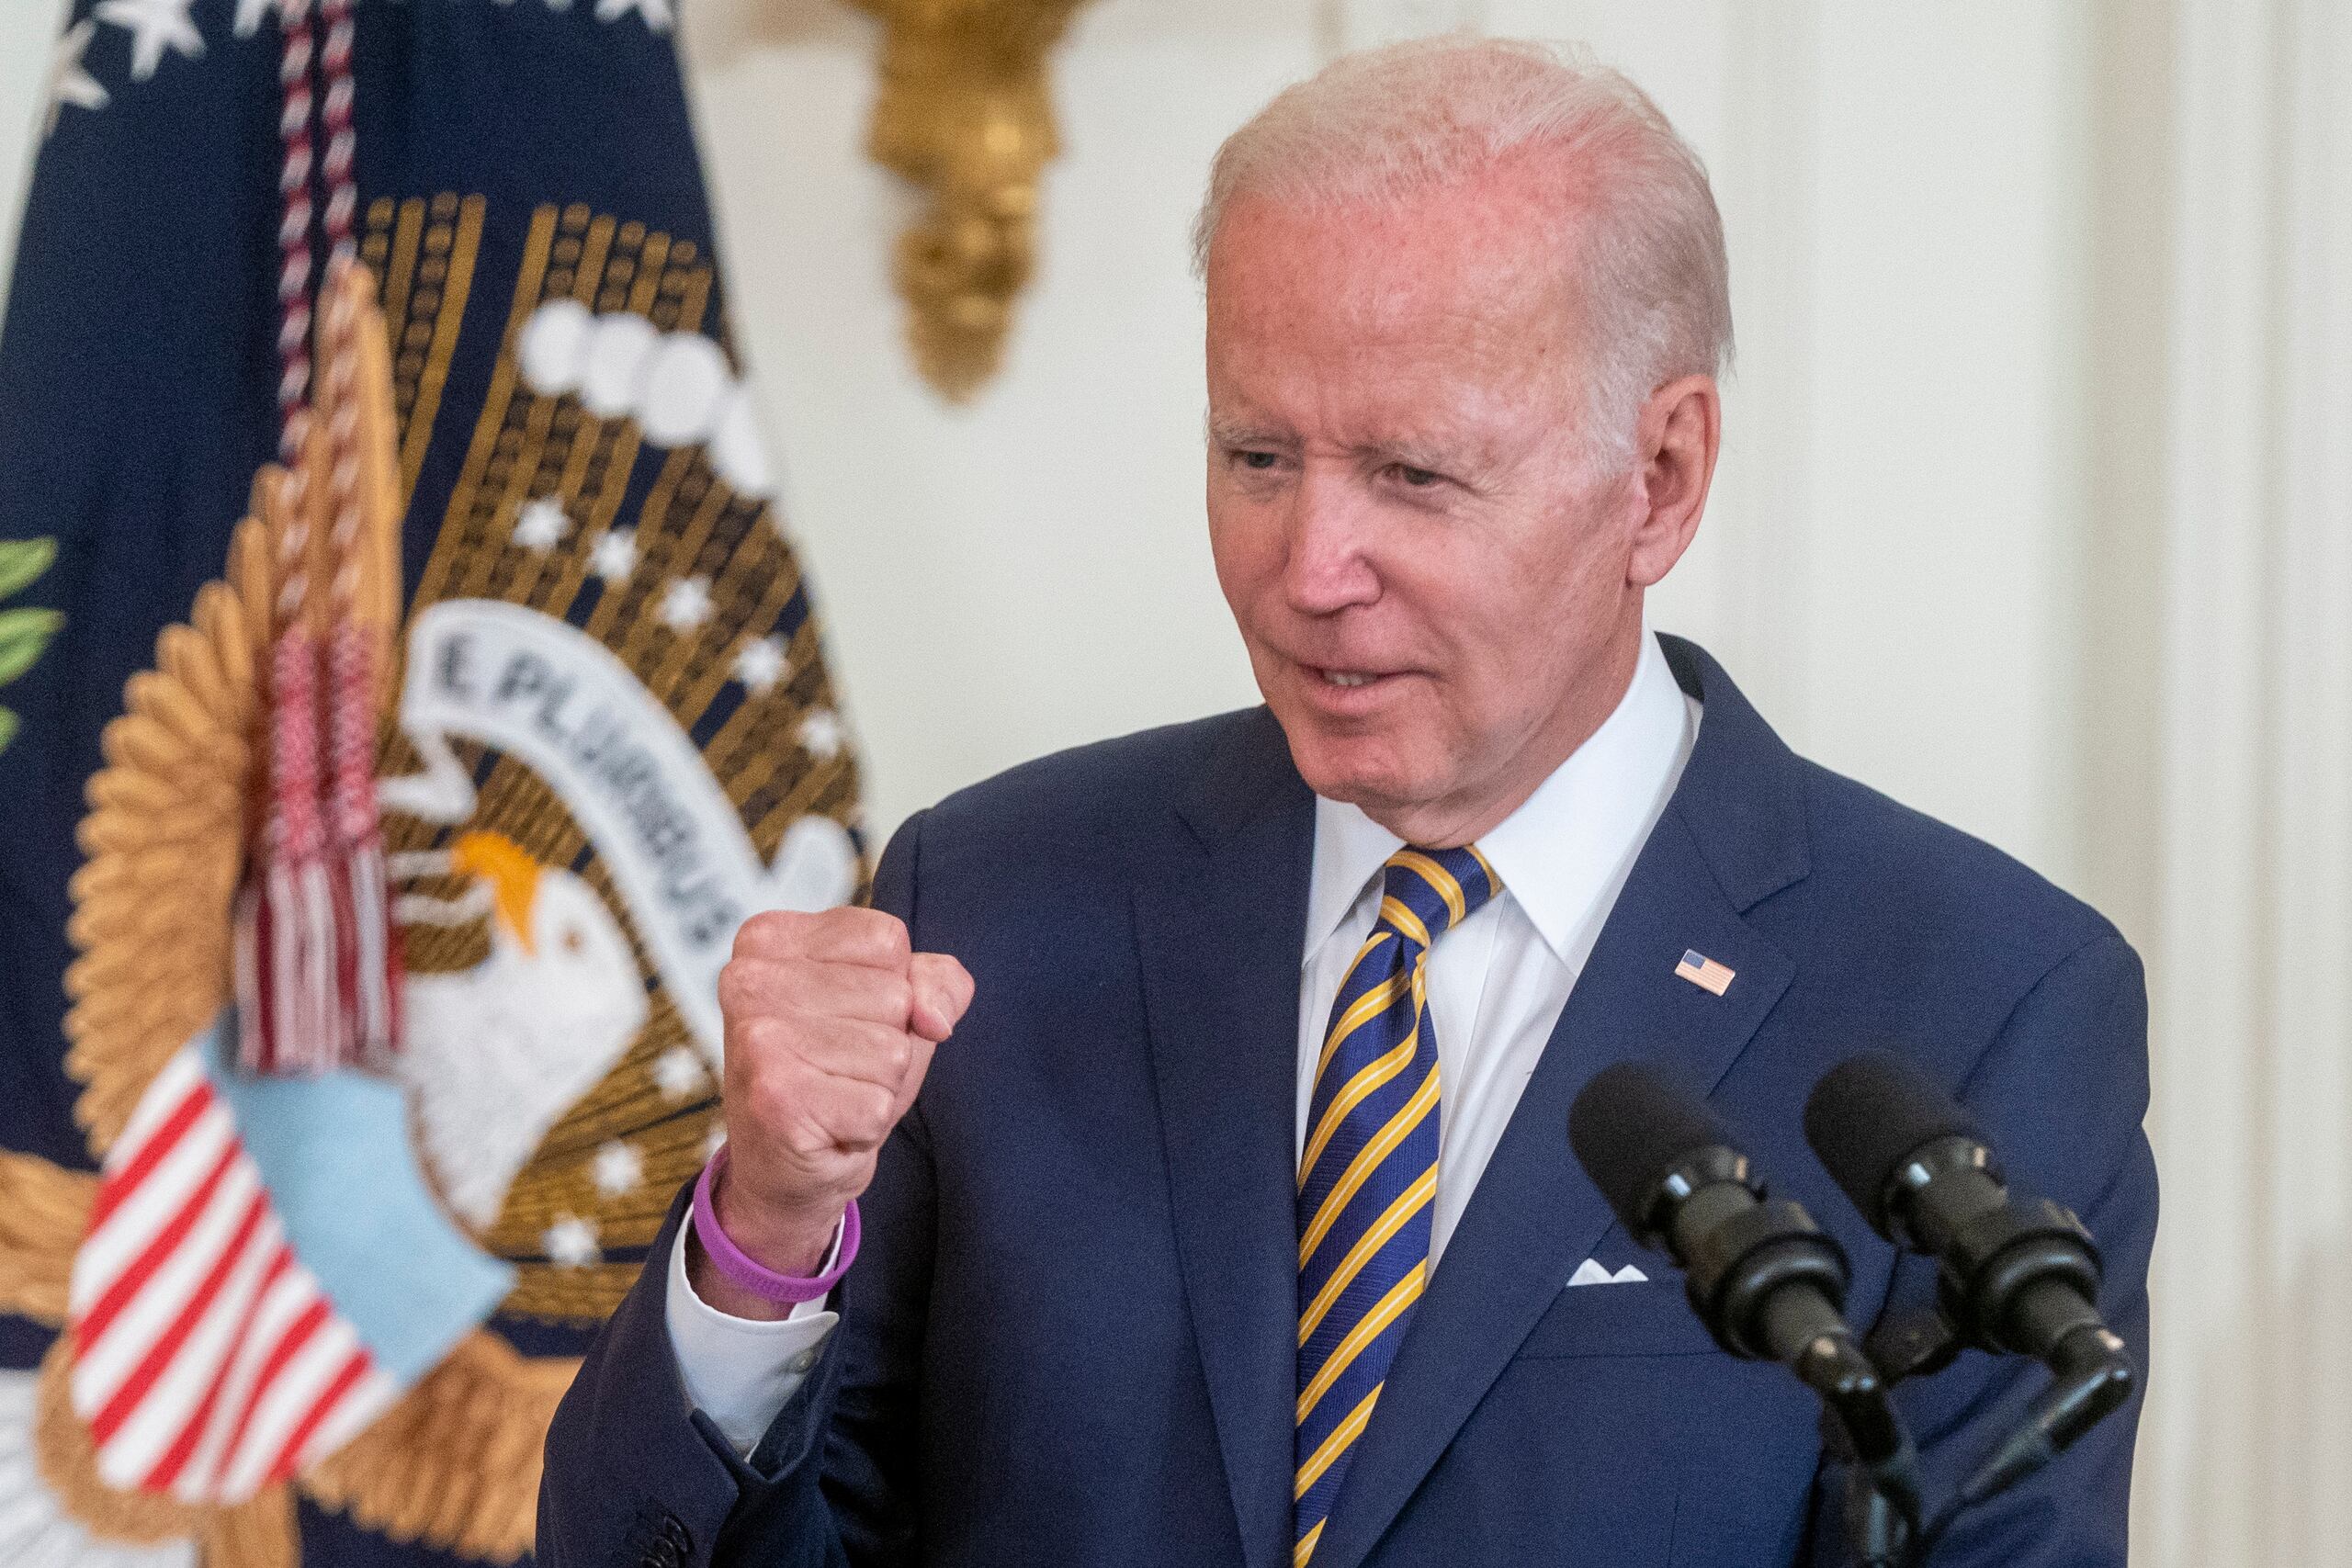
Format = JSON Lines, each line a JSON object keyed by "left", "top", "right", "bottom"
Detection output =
{"left": 0, "top": 536, "right": 60, "bottom": 754}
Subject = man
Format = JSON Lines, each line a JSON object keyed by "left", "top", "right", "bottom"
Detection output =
{"left": 540, "top": 38, "right": 2153, "bottom": 1568}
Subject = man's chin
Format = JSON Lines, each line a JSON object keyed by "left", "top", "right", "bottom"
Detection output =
{"left": 1274, "top": 722, "right": 1431, "bottom": 816}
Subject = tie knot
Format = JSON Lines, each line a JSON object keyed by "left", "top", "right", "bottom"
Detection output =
{"left": 1376, "top": 844, "right": 1501, "bottom": 949}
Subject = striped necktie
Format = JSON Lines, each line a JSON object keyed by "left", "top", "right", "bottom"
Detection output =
{"left": 1294, "top": 844, "right": 1501, "bottom": 1566}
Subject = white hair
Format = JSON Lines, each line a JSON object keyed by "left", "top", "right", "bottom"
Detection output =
{"left": 1193, "top": 37, "right": 1733, "bottom": 469}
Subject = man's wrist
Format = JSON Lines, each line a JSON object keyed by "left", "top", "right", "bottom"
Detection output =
{"left": 686, "top": 1149, "right": 860, "bottom": 1319}
{"left": 684, "top": 1219, "right": 820, "bottom": 1323}
{"left": 710, "top": 1167, "right": 842, "bottom": 1279}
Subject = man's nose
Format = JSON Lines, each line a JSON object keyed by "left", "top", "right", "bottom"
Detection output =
{"left": 1282, "top": 468, "right": 1381, "bottom": 616}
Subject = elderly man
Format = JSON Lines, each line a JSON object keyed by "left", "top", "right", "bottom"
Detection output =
{"left": 540, "top": 39, "right": 2153, "bottom": 1568}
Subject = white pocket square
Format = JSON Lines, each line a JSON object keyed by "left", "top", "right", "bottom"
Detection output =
{"left": 1566, "top": 1258, "right": 1650, "bottom": 1288}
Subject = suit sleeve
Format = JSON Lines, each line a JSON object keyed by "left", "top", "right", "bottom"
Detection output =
{"left": 1808, "top": 929, "right": 2157, "bottom": 1568}
{"left": 537, "top": 811, "right": 939, "bottom": 1568}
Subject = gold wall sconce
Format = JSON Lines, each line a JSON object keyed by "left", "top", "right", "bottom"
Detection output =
{"left": 846, "top": 0, "right": 1095, "bottom": 400}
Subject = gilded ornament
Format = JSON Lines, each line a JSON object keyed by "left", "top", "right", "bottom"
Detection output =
{"left": 847, "top": 0, "right": 1098, "bottom": 399}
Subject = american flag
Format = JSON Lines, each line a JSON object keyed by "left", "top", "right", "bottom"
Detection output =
{"left": 66, "top": 1048, "right": 396, "bottom": 1502}
{"left": 1674, "top": 949, "right": 1736, "bottom": 997}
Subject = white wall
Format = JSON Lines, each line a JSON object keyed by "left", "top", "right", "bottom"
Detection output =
{"left": 684, "top": 0, "right": 1284, "bottom": 839}
{"left": 0, "top": 0, "right": 62, "bottom": 299}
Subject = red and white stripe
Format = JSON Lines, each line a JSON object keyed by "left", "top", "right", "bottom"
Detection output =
{"left": 68, "top": 1051, "right": 395, "bottom": 1502}
{"left": 317, "top": 0, "right": 356, "bottom": 265}
{"left": 273, "top": 0, "right": 317, "bottom": 458}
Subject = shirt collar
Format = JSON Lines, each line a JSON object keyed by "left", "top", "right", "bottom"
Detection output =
{"left": 1304, "top": 628, "right": 1699, "bottom": 967}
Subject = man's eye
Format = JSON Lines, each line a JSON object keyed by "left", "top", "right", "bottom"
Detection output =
{"left": 1389, "top": 464, "right": 1442, "bottom": 488}
{"left": 1237, "top": 450, "right": 1282, "bottom": 471}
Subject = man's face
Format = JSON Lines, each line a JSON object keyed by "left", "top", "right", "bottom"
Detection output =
{"left": 1204, "top": 165, "right": 1655, "bottom": 845}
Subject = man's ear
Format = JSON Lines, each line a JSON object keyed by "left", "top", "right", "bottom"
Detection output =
{"left": 1626, "top": 374, "right": 1721, "bottom": 589}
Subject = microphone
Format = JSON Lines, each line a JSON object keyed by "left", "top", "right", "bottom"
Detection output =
{"left": 1566, "top": 1063, "right": 1904, "bottom": 1450}
{"left": 1569, "top": 1062, "right": 1925, "bottom": 1566}
{"left": 1802, "top": 1053, "right": 2131, "bottom": 1383}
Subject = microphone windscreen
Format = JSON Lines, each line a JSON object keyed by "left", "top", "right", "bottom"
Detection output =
{"left": 1803, "top": 1052, "right": 1983, "bottom": 1234}
{"left": 1567, "top": 1061, "right": 1736, "bottom": 1236}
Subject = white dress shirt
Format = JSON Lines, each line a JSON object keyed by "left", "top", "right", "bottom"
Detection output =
{"left": 668, "top": 630, "right": 1701, "bottom": 1453}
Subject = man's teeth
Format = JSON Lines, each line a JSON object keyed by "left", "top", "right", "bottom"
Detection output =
{"left": 1325, "top": 671, "right": 1374, "bottom": 688}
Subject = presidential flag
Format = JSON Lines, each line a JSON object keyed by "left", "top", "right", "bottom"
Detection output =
{"left": 0, "top": 3, "right": 865, "bottom": 1561}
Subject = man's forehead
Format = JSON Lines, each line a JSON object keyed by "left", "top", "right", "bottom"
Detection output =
{"left": 1212, "top": 161, "right": 1581, "bottom": 297}
{"left": 1207, "top": 250, "right": 1575, "bottom": 420}
{"left": 1206, "top": 181, "right": 1585, "bottom": 371}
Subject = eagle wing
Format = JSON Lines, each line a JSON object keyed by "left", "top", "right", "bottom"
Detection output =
{"left": 300, "top": 1329, "right": 581, "bottom": 1564}
{"left": 0, "top": 1150, "right": 94, "bottom": 1326}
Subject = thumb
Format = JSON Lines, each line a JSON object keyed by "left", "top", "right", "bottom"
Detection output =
{"left": 906, "top": 952, "right": 975, "bottom": 1044}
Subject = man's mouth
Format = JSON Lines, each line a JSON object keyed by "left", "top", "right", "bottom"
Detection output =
{"left": 1306, "top": 665, "right": 1400, "bottom": 692}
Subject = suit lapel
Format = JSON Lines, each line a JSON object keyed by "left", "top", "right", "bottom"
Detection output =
{"left": 1307, "top": 638, "right": 1808, "bottom": 1568}
{"left": 1136, "top": 711, "right": 1315, "bottom": 1568}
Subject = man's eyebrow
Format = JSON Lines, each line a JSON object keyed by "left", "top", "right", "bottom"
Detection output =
{"left": 1363, "top": 436, "right": 1454, "bottom": 471}
{"left": 1203, "top": 420, "right": 1495, "bottom": 478}
{"left": 1206, "top": 418, "right": 1294, "bottom": 448}
{"left": 1348, "top": 428, "right": 1495, "bottom": 479}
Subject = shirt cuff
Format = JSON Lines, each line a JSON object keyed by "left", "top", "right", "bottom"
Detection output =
{"left": 664, "top": 1206, "right": 842, "bottom": 1456}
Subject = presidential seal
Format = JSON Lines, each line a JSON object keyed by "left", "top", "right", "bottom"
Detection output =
{"left": 0, "top": 196, "right": 863, "bottom": 1566}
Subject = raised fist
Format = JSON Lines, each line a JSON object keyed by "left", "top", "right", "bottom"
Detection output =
{"left": 693, "top": 906, "right": 973, "bottom": 1316}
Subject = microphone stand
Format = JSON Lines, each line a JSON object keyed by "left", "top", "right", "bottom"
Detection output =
{"left": 1849, "top": 1309, "right": 2136, "bottom": 1565}
{"left": 1794, "top": 1328, "right": 1921, "bottom": 1568}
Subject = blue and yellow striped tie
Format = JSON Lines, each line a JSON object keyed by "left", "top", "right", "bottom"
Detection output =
{"left": 1293, "top": 844, "right": 1501, "bottom": 1566}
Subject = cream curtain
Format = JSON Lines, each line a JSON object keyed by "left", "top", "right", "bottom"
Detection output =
{"left": 2132, "top": 0, "right": 2352, "bottom": 1562}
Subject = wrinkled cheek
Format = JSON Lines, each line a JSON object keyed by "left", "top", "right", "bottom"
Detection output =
{"left": 1396, "top": 688, "right": 1471, "bottom": 773}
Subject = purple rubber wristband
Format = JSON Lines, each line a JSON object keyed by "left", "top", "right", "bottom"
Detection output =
{"left": 691, "top": 1147, "right": 860, "bottom": 1305}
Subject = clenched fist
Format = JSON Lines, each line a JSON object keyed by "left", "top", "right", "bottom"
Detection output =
{"left": 690, "top": 907, "right": 973, "bottom": 1319}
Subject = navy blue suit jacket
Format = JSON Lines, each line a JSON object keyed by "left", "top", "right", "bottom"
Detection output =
{"left": 539, "top": 637, "right": 2154, "bottom": 1568}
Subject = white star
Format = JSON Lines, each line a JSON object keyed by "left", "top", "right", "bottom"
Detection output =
{"left": 45, "top": 21, "right": 109, "bottom": 135}
{"left": 797, "top": 708, "right": 846, "bottom": 761}
{"left": 652, "top": 1044, "right": 706, "bottom": 1102}
{"left": 594, "top": 0, "right": 673, "bottom": 32}
{"left": 732, "top": 635, "right": 787, "bottom": 695}
{"left": 591, "top": 1140, "right": 645, "bottom": 1197}
{"left": 589, "top": 527, "right": 638, "bottom": 583}
{"left": 658, "top": 576, "right": 713, "bottom": 633}
{"left": 513, "top": 497, "right": 571, "bottom": 552}
{"left": 232, "top": 0, "right": 274, "bottom": 38}
{"left": 542, "top": 1214, "right": 601, "bottom": 1268}
{"left": 95, "top": 0, "right": 204, "bottom": 83}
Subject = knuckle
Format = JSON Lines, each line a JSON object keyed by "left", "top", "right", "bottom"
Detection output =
{"left": 739, "top": 1014, "right": 788, "bottom": 1060}
{"left": 858, "top": 1083, "right": 899, "bottom": 1143}
{"left": 848, "top": 908, "right": 911, "bottom": 966}
{"left": 732, "top": 909, "right": 796, "bottom": 958}
{"left": 747, "top": 1062, "right": 805, "bottom": 1129}
{"left": 717, "top": 959, "right": 757, "bottom": 1017}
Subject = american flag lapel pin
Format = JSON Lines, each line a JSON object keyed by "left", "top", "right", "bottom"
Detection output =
{"left": 1674, "top": 948, "right": 1736, "bottom": 996}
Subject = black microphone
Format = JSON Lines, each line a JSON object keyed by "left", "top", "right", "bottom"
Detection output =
{"left": 1570, "top": 1063, "right": 1925, "bottom": 1565}
{"left": 1802, "top": 1052, "right": 2131, "bottom": 1383}
{"left": 1567, "top": 1063, "right": 1905, "bottom": 1449}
